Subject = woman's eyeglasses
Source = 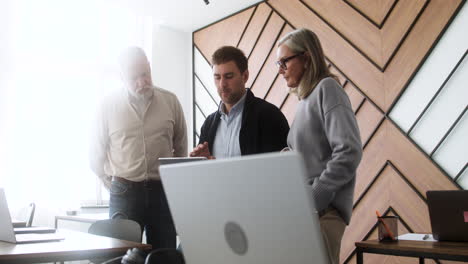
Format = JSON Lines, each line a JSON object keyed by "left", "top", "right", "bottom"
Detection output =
{"left": 275, "top": 52, "right": 305, "bottom": 70}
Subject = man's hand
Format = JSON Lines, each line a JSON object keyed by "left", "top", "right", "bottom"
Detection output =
{"left": 190, "top": 141, "right": 215, "bottom": 159}
{"left": 281, "top": 147, "right": 291, "bottom": 152}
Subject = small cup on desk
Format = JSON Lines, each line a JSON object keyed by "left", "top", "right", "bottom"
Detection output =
{"left": 378, "top": 216, "right": 399, "bottom": 242}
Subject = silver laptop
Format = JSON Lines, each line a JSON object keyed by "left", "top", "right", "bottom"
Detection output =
{"left": 160, "top": 152, "right": 329, "bottom": 264}
{"left": 159, "top": 157, "right": 206, "bottom": 166}
{"left": 0, "top": 189, "right": 64, "bottom": 244}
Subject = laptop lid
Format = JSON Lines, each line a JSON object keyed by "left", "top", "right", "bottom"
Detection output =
{"left": 160, "top": 152, "right": 329, "bottom": 264}
{"left": 427, "top": 190, "right": 468, "bottom": 242}
{"left": 159, "top": 157, "right": 207, "bottom": 166}
{"left": 0, "top": 189, "right": 64, "bottom": 244}
{"left": 14, "top": 226, "right": 56, "bottom": 234}
{"left": 0, "top": 189, "right": 17, "bottom": 243}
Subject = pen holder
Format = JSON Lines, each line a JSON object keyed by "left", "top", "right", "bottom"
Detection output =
{"left": 378, "top": 216, "right": 398, "bottom": 241}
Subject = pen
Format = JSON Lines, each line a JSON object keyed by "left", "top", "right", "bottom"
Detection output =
{"left": 376, "top": 210, "right": 396, "bottom": 241}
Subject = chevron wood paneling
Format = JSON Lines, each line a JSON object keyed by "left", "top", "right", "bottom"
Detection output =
{"left": 264, "top": 76, "right": 289, "bottom": 109}
{"left": 328, "top": 64, "right": 347, "bottom": 86}
{"left": 343, "top": 82, "right": 365, "bottom": 113}
{"left": 250, "top": 24, "right": 293, "bottom": 98}
{"left": 355, "top": 121, "right": 458, "bottom": 201}
{"left": 344, "top": 0, "right": 397, "bottom": 27}
{"left": 269, "top": 0, "right": 385, "bottom": 109}
{"left": 302, "top": 0, "right": 427, "bottom": 69}
{"left": 193, "top": 1, "right": 465, "bottom": 263}
{"left": 194, "top": 6, "right": 255, "bottom": 64}
{"left": 244, "top": 12, "right": 284, "bottom": 88}
{"left": 280, "top": 94, "right": 298, "bottom": 125}
{"left": 238, "top": 3, "right": 272, "bottom": 57}
{"left": 355, "top": 101, "right": 384, "bottom": 145}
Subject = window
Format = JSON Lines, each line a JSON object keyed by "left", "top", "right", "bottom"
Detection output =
{"left": 0, "top": 0, "right": 153, "bottom": 207}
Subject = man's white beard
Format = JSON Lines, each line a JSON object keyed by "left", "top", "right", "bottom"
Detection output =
{"left": 129, "top": 86, "right": 153, "bottom": 101}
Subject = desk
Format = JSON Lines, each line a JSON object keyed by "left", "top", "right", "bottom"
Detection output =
{"left": 0, "top": 229, "right": 151, "bottom": 264}
{"left": 55, "top": 213, "right": 108, "bottom": 228}
{"left": 356, "top": 239, "right": 468, "bottom": 263}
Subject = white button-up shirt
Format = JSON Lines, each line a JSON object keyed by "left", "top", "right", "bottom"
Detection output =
{"left": 90, "top": 86, "right": 187, "bottom": 186}
{"left": 212, "top": 93, "right": 246, "bottom": 158}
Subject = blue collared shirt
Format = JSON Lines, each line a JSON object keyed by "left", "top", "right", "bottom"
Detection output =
{"left": 212, "top": 93, "right": 247, "bottom": 159}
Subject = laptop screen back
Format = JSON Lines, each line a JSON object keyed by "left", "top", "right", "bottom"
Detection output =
{"left": 0, "top": 188, "right": 20, "bottom": 243}
{"left": 160, "top": 152, "right": 329, "bottom": 264}
{"left": 427, "top": 190, "right": 468, "bottom": 242}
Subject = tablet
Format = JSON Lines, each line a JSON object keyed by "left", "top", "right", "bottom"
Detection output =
{"left": 158, "top": 157, "right": 207, "bottom": 165}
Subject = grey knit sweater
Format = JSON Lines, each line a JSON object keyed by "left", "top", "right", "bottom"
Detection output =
{"left": 287, "top": 77, "right": 362, "bottom": 224}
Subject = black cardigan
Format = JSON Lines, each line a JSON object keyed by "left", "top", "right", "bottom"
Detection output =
{"left": 198, "top": 89, "right": 290, "bottom": 155}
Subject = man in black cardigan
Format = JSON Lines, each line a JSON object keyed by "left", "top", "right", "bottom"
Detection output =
{"left": 190, "top": 46, "right": 289, "bottom": 159}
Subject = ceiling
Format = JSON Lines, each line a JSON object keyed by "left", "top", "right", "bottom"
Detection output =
{"left": 115, "top": 0, "right": 263, "bottom": 32}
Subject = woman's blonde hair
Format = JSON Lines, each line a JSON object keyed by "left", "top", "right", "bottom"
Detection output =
{"left": 277, "top": 28, "right": 336, "bottom": 99}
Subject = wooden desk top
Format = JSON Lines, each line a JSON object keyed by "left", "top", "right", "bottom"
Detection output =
{"left": 356, "top": 239, "right": 468, "bottom": 257}
{"left": 0, "top": 229, "right": 151, "bottom": 264}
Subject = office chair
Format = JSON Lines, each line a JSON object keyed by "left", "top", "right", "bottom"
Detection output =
{"left": 88, "top": 219, "right": 142, "bottom": 264}
{"left": 26, "top": 203, "right": 35, "bottom": 227}
{"left": 144, "top": 248, "right": 185, "bottom": 264}
{"left": 15, "top": 202, "right": 35, "bottom": 227}
{"left": 88, "top": 219, "right": 142, "bottom": 242}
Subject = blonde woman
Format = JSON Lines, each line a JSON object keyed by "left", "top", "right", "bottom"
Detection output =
{"left": 276, "top": 28, "right": 362, "bottom": 264}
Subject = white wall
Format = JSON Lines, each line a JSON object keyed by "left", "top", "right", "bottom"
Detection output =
{"left": 151, "top": 25, "right": 193, "bottom": 150}
{"left": 0, "top": 1, "right": 11, "bottom": 183}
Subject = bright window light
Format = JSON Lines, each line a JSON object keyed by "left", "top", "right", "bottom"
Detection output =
{"left": 0, "top": 0, "right": 152, "bottom": 209}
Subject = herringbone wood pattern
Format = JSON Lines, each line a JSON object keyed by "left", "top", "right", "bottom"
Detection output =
{"left": 193, "top": 1, "right": 465, "bottom": 263}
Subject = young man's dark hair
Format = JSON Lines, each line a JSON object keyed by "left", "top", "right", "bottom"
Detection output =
{"left": 211, "top": 46, "right": 248, "bottom": 73}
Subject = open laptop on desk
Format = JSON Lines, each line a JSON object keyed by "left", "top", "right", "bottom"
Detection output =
{"left": 427, "top": 190, "right": 468, "bottom": 242}
{"left": 14, "top": 226, "right": 56, "bottom": 234}
{"left": 0, "top": 189, "right": 64, "bottom": 244}
{"left": 160, "top": 152, "right": 329, "bottom": 264}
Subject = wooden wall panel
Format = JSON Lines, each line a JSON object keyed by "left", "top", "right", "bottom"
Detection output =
{"left": 194, "top": 7, "right": 254, "bottom": 63}
{"left": 302, "top": 0, "right": 426, "bottom": 69}
{"left": 281, "top": 95, "right": 299, "bottom": 125}
{"left": 302, "top": 0, "right": 383, "bottom": 65}
{"left": 385, "top": 121, "right": 459, "bottom": 196}
{"left": 237, "top": 3, "right": 272, "bottom": 57}
{"left": 265, "top": 76, "right": 288, "bottom": 108}
{"left": 355, "top": 101, "right": 383, "bottom": 144}
{"left": 345, "top": 0, "right": 397, "bottom": 26}
{"left": 193, "top": 1, "right": 465, "bottom": 263}
{"left": 380, "top": 0, "right": 427, "bottom": 64}
{"left": 343, "top": 82, "right": 365, "bottom": 113}
{"left": 244, "top": 12, "right": 284, "bottom": 88}
{"left": 250, "top": 25, "right": 293, "bottom": 98}
{"left": 328, "top": 65, "right": 347, "bottom": 86}
{"left": 268, "top": 0, "right": 385, "bottom": 109}
{"left": 354, "top": 121, "right": 458, "bottom": 203}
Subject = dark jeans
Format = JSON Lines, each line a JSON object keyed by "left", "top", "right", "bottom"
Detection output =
{"left": 109, "top": 179, "right": 176, "bottom": 250}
